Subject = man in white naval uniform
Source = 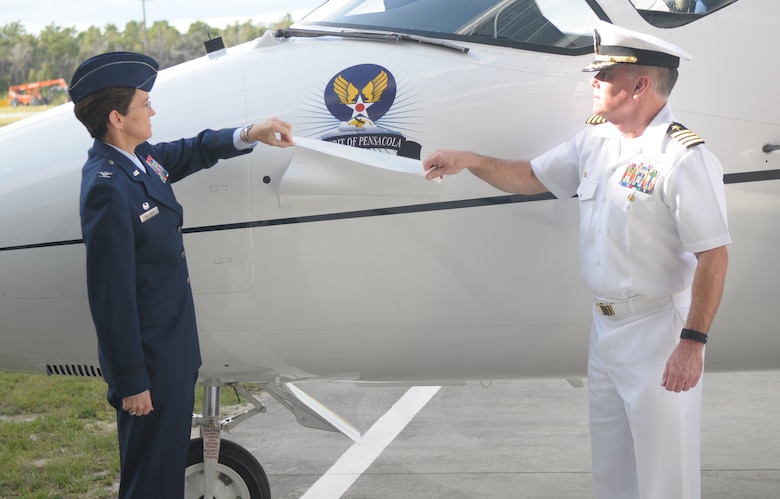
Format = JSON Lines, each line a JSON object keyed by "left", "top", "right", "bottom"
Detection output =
{"left": 422, "top": 21, "right": 730, "bottom": 499}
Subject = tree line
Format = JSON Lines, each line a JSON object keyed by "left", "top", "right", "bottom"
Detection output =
{"left": 0, "top": 15, "right": 294, "bottom": 100}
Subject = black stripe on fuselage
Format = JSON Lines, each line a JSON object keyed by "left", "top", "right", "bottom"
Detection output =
{"left": 183, "top": 192, "right": 554, "bottom": 234}
{"left": 1, "top": 169, "right": 777, "bottom": 252}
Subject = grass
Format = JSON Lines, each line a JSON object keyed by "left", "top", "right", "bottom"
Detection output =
{"left": 0, "top": 105, "right": 57, "bottom": 127}
{"left": 0, "top": 372, "right": 252, "bottom": 498}
{"left": 0, "top": 372, "right": 119, "bottom": 498}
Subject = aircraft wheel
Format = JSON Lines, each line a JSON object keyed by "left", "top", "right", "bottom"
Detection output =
{"left": 184, "top": 438, "right": 271, "bottom": 499}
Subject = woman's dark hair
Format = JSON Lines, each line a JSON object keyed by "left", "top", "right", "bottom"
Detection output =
{"left": 73, "top": 87, "right": 136, "bottom": 139}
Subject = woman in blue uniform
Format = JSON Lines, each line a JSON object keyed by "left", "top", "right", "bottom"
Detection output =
{"left": 69, "top": 51, "right": 293, "bottom": 498}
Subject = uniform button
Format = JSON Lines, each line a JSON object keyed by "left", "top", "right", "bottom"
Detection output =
{"left": 177, "top": 225, "right": 182, "bottom": 234}
{"left": 186, "top": 276, "right": 191, "bottom": 285}
{"left": 180, "top": 250, "right": 186, "bottom": 259}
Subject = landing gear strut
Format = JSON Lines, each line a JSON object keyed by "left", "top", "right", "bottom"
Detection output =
{"left": 185, "top": 381, "right": 271, "bottom": 498}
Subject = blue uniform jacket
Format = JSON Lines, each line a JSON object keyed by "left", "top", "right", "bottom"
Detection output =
{"left": 80, "top": 128, "right": 251, "bottom": 398}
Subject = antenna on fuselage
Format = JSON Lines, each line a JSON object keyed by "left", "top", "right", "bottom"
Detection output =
{"left": 204, "top": 32, "right": 226, "bottom": 54}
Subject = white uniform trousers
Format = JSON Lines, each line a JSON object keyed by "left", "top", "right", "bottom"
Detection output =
{"left": 588, "top": 297, "right": 702, "bottom": 499}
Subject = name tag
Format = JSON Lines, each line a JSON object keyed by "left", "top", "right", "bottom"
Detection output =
{"left": 139, "top": 206, "right": 159, "bottom": 223}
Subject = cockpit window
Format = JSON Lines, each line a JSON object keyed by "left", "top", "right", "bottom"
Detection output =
{"left": 298, "top": 0, "right": 604, "bottom": 54}
{"left": 631, "top": 0, "right": 740, "bottom": 27}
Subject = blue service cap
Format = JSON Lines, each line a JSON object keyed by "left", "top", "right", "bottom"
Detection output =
{"left": 583, "top": 21, "right": 692, "bottom": 72}
{"left": 68, "top": 51, "right": 159, "bottom": 103}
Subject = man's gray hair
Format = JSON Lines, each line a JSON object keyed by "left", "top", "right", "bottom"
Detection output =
{"left": 626, "top": 65, "right": 679, "bottom": 98}
{"left": 651, "top": 66, "right": 679, "bottom": 97}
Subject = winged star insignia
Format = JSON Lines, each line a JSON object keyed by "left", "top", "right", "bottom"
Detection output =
{"left": 317, "top": 63, "right": 422, "bottom": 159}
{"left": 333, "top": 70, "right": 389, "bottom": 127}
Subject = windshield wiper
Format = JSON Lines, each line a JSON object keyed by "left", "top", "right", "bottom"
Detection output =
{"left": 277, "top": 27, "right": 470, "bottom": 54}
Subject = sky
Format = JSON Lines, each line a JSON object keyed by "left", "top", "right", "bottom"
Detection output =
{"left": 3, "top": 0, "right": 327, "bottom": 34}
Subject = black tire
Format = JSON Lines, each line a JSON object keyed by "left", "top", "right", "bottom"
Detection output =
{"left": 184, "top": 438, "right": 271, "bottom": 499}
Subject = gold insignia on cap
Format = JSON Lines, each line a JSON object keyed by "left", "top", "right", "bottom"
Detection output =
{"left": 586, "top": 115, "right": 608, "bottom": 125}
{"left": 667, "top": 122, "right": 704, "bottom": 148}
{"left": 583, "top": 21, "right": 691, "bottom": 73}
{"left": 593, "top": 54, "right": 638, "bottom": 64}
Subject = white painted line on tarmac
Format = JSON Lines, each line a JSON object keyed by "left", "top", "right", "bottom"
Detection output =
{"left": 300, "top": 385, "right": 441, "bottom": 499}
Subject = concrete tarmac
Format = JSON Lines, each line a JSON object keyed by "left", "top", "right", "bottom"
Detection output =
{"left": 225, "top": 371, "right": 780, "bottom": 498}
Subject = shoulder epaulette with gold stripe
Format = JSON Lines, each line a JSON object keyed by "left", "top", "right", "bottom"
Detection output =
{"left": 667, "top": 122, "right": 705, "bottom": 148}
{"left": 586, "top": 115, "right": 607, "bottom": 125}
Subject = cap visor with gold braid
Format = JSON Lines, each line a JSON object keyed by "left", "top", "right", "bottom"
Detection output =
{"left": 583, "top": 21, "right": 692, "bottom": 72}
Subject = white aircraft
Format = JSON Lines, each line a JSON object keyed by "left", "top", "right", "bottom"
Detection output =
{"left": 1, "top": 0, "right": 777, "bottom": 496}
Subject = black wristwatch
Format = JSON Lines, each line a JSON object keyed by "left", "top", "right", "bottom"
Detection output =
{"left": 680, "top": 328, "right": 708, "bottom": 344}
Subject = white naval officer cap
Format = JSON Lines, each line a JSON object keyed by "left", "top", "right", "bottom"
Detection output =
{"left": 583, "top": 20, "right": 692, "bottom": 72}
